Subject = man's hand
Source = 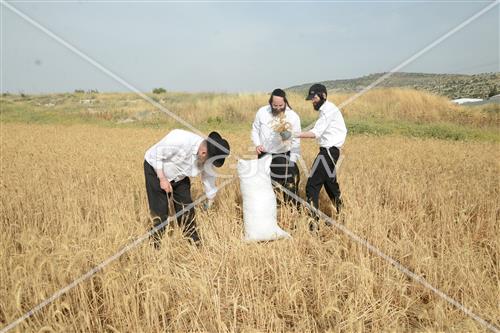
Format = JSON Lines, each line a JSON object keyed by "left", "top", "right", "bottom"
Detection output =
{"left": 280, "top": 130, "right": 292, "bottom": 141}
{"left": 256, "top": 145, "right": 266, "bottom": 155}
{"left": 202, "top": 199, "right": 214, "bottom": 211}
{"left": 159, "top": 178, "right": 172, "bottom": 193}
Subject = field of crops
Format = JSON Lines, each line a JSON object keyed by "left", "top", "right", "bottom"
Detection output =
{"left": 1, "top": 90, "right": 499, "bottom": 332}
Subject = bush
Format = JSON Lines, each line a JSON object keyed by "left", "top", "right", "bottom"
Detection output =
{"left": 207, "top": 116, "right": 223, "bottom": 125}
{"left": 74, "top": 89, "right": 85, "bottom": 94}
{"left": 152, "top": 88, "right": 166, "bottom": 94}
{"left": 488, "top": 85, "right": 498, "bottom": 98}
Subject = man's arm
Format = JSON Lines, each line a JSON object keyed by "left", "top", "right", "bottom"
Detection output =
{"left": 150, "top": 131, "right": 182, "bottom": 192}
{"left": 251, "top": 110, "right": 266, "bottom": 154}
{"left": 154, "top": 167, "right": 166, "bottom": 180}
{"left": 153, "top": 147, "right": 174, "bottom": 192}
{"left": 296, "top": 110, "right": 331, "bottom": 139}
{"left": 251, "top": 111, "right": 262, "bottom": 147}
{"left": 157, "top": 172, "right": 172, "bottom": 193}
{"left": 295, "top": 131, "right": 316, "bottom": 139}
{"left": 290, "top": 113, "right": 301, "bottom": 162}
{"left": 201, "top": 170, "right": 217, "bottom": 200}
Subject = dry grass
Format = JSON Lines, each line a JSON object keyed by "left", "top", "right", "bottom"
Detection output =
{"left": 1, "top": 122, "right": 498, "bottom": 332}
{"left": 1, "top": 89, "right": 498, "bottom": 130}
{"left": 331, "top": 89, "right": 498, "bottom": 128}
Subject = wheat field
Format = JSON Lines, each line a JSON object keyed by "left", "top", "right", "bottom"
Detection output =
{"left": 0, "top": 115, "right": 498, "bottom": 332}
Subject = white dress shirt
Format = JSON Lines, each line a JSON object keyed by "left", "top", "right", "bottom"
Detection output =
{"left": 310, "top": 100, "right": 347, "bottom": 148}
{"left": 251, "top": 105, "right": 301, "bottom": 162}
{"left": 144, "top": 129, "right": 218, "bottom": 199}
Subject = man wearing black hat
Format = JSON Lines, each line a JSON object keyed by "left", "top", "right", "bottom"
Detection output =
{"left": 251, "top": 88, "right": 301, "bottom": 205}
{"left": 294, "top": 83, "right": 347, "bottom": 217}
{"left": 144, "top": 129, "right": 230, "bottom": 246}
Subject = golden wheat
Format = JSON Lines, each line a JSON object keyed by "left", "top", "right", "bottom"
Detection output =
{"left": 0, "top": 122, "right": 498, "bottom": 332}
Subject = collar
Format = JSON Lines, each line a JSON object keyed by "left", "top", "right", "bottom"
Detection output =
{"left": 193, "top": 137, "right": 204, "bottom": 157}
{"left": 319, "top": 100, "right": 330, "bottom": 112}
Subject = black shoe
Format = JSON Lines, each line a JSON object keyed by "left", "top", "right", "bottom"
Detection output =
{"left": 183, "top": 227, "right": 201, "bottom": 246}
{"left": 334, "top": 196, "right": 343, "bottom": 214}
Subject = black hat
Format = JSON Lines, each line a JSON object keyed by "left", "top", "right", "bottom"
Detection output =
{"left": 305, "top": 83, "right": 327, "bottom": 100}
{"left": 207, "top": 131, "right": 230, "bottom": 168}
{"left": 271, "top": 88, "right": 286, "bottom": 98}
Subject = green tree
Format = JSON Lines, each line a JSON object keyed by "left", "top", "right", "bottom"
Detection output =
{"left": 152, "top": 88, "right": 166, "bottom": 94}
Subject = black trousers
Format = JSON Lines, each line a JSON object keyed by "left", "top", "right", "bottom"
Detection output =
{"left": 259, "top": 151, "right": 300, "bottom": 205}
{"left": 144, "top": 160, "right": 199, "bottom": 242}
{"left": 306, "top": 146, "right": 342, "bottom": 214}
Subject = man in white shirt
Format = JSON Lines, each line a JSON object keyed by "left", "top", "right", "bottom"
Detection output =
{"left": 251, "top": 88, "right": 301, "bottom": 205}
{"left": 295, "top": 83, "right": 347, "bottom": 217}
{"left": 144, "top": 129, "right": 230, "bottom": 246}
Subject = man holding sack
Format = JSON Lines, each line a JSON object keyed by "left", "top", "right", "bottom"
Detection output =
{"left": 251, "top": 88, "right": 301, "bottom": 205}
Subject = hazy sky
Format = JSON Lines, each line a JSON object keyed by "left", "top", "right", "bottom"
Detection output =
{"left": 2, "top": 1, "right": 499, "bottom": 93}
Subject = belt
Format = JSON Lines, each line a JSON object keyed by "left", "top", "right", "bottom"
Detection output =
{"left": 145, "top": 160, "right": 185, "bottom": 184}
{"left": 258, "top": 151, "right": 291, "bottom": 159}
{"left": 319, "top": 146, "right": 339, "bottom": 152}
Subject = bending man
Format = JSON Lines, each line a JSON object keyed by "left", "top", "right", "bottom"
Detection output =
{"left": 144, "top": 129, "right": 230, "bottom": 246}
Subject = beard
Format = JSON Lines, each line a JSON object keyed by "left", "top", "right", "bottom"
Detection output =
{"left": 313, "top": 98, "right": 326, "bottom": 111}
{"left": 271, "top": 107, "right": 286, "bottom": 116}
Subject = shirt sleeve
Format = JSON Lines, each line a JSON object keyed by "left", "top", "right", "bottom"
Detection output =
{"left": 310, "top": 109, "right": 331, "bottom": 139}
{"left": 149, "top": 130, "right": 183, "bottom": 170}
{"left": 290, "top": 113, "right": 301, "bottom": 163}
{"left": 251, "top": 111, "right": 262, "bottom": 147}
{"left": 201, "top": 170, "right": 218, "bottom": 200}
{"left": 151, "top": 145, "right": 176, "bottom": 170}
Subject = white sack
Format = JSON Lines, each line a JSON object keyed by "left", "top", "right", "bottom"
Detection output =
{"left": 237, "top": 156, "right": 291, "bottom": 241}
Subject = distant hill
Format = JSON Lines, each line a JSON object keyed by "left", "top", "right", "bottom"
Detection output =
{"left": 287, "top": 72, "right": 500, "bottom": 99}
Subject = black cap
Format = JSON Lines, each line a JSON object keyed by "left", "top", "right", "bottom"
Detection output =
{"left": 207, "top": 131, "right": 230, "bottom": 168}
{"left": 305, "top": 83, "right": 327, "bottom": 100}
